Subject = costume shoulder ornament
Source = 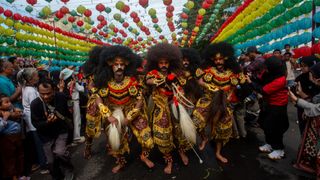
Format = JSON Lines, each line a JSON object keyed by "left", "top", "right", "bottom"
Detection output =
{"left": 98, "top": 87, "right": 109, "bottom": 97}
{"left": 128, "top": 77, "right": 139, "bottom": 96}
{"left": 195, "top": 68, "right": 205, "bottom": 78}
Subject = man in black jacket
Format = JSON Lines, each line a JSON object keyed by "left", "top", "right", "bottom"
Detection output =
{"left": 31, "top": 79, "right": 73, "bottom": 180}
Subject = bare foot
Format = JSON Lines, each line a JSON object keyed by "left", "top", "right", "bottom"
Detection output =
{"left": 164, "top": 162, "right": 172, "bottom": 174}
{"left": 112, "top": 164, "right": 124, "bottom": 173}
{"left": 140, "top": 156, "right": 155, "bottom": 168}
{"left": 215, "top": 153, "right": 228, "bottom": 163}
{"left": 199, "top": 138, "right": 208, "bottom": 151}
{"left": 179, "top": 150, "right": 189, "bottom": 165}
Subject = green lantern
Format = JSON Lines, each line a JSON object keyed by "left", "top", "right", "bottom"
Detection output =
{"left": 70, "top": 10, "right": 77, "bottom": 16}
{"left": 62, "top": 20, "right": 68, "bottom": 25}
{"left": 6, "top": 0, "right": 14, "bottom": 4}
{"left": 6, "top": 38, "right": 15, "bottom": 45}
{"left": 299, "top": 1, "right": 312, "bottom": 14}
{"left": 283, "top": 0, "right": 294, "bottom": 9}
{"left": 25, "top": 5, "right": 33, "bottom": 13}
{"left": 105, "top": 7, "right": 112, "bottom": 14}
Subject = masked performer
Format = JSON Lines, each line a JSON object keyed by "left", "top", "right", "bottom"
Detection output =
{"left": 193, "top": 42, "right": 246, "bottom": 163}
{"left": 94, "top": 45, "right": 154, "bottom": 173}
{"left": 146, "top": 43, "right": 196, "bottom": 174}
{"left": 82, "top": 46, "right": 105, "bottom": 159}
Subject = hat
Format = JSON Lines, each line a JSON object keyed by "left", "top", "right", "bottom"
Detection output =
{"left": 60, "top": 68, "right": 74, "bottom": 80}
{"left": 246, "top": 46, "right": 258, "bottom": 54}
{"left": 300, "top": 56, "right": 317, "bottom": 67}
{"left": 310, "top": 62, "right": 320, "bottom": 79}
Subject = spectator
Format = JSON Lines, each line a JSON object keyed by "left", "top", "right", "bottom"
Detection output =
{"left": 246, "top": 46, "right": 264, "bottom": 62}
{"left": 8, "top": 56, "right": 20, "bottom": 85}
{"left": 273, "top": 49, "right": 282, "bottom": 59}
{"left": 283, "top": 52, "right": 296, "bottom": 87}
{"left": 282, "top": 44, "right": 295, "bottom": 56}
{"left": 31, "top": 80, "right": 74, "bottom": 180}
{"left": 17, "top": 68, "right": 48, "bottom": 175}
{"left": 255, "top": 56, "right": 289, "bottom": 160}
{"left": 38, "top": 69, "right": 50, "bottom": 82}
{"left": 295, "top": 56, "right": 319, "bottom": 134}
{"left": 289, "top": 62, "right": 320, "bottom": 179}
{"left": 0, "top": 60, "right": 22, "bottom": 108}
{"left": 0, "top": 93, "right": 24, "bottom": 180}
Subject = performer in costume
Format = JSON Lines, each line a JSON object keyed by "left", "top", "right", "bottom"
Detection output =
{"left": 82, "top": 46, "right": 105, "bottom": 159}
{"left": 146, "top": 43, "right": 196, "bottom": 174}
{"left": 94, "top": 45, "right": 154, "bottom": 173}
{"left": 193, "top": 42, "right": 246, "bottom": 163}
{"left": 180, "top": 48, "right": 204, "bottom": 104}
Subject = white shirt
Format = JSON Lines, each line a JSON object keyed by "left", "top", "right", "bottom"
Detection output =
{"left": 70, "top": 82, "right": 84, "bottom": 100}
{"left": 22, "top": 86, "right": 39, "bottom": 132}
{"left": 286, "top": 61, "right": 295, "bottom": 81}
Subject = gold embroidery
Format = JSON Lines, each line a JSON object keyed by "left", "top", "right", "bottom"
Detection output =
{"left": 195, "top": 68, "right": 205, "bottom": 78}
{"left": 108, "top": 77, "right": 131, "bottom": 91}
{"left": 128, "top": 85, "right": 138, "bottom": 96}
{"left": 99, "top": 88, "right": 109, "bottom": 97}
{"left": 204, "top": 73, "right": 213, "bottom": 82}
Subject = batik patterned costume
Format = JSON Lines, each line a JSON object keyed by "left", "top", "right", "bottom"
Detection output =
{"left": 97, "top": 76, "right": 153, "bottom": 158}
{"left": 146, "top": 70, "right": 191, "bottom": 155}
{"left": 193, "top": 67, "right": 246, "bottom": 145}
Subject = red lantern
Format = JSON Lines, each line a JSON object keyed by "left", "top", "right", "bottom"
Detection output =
{"left": 141, "top": 26, "right": 147, "bottom": 31}
{"left": 100, "top": 20, "right": 107, "bottom": 26}
{"left": 133, "top": 17, "right": 140, "bottom": 23}
{"left": 77, "top": 20, "right": 84, "bottom": 27}
{"left": 130, "top": 12, "right": 138, "bottom": 18}
{"left": 123, "top": 5, "right": 130, "bottom": 13}
{"left": 119, "top": 29, "right": 124, "bottom": 34}
{"left": 163, "top": 0, "right": 172, "bottom": 6}
{"left": 202, "top": 1, "right": 211, "bottom": 9}
{"left": 312, "top": 43, "right": 320, "bottom": 54}
{"left": 138, "top": 37, "right": 143, "bottom": 41}
{"left": 166, "top": 5, "right": 174, "bottom": 12}
{"left": 97, "top": 15, "right": 104, "bottom": 21}
{"left": 55, "top": 11, "right": 64, "bottom": 19}
{"left": 27, "top": 0, "right": 37, "bottom": 6}
{"left": 60, "top": 6, "right": 69, "bottom": 14}
{"left": 206, "top": 0, "right": 214, "bottom": 4}
{"left": 13, "top": 13, "right": 22, "bottom": 21}
{"left": 159, "top": 35, "right": 164, "bottom": 40}
{"left": 68, "top": 16, "right": 75, "bottom": 23}
{"left": 113, "top": 27, "right": 119, "bottom": 33}
{"left": 60, "top": 0, "right": 69, "bottom": 4}
{"left": 96, "top": 3, "right": 105, "bottom": 13}
{"left": 183, "top": 30, "right": 189, "bottom": 35}
{"left": 139, "top": 0, "right": 148, "bottom": 8}
{"left": 122, "top": 22, "right": 129, "bottom": 28}
{"left": 166, "top": 12, "right": 173, "bottom": 18}
{"left": 0, "top": 6, "right": 4, "bottom": 14}
{"left": 181, "top": 13, "right": 188, "bottom": 19}
{"left": 92, "top": 28, "right": 97, "bottom": 33}
{"left": 4, "top": 10, "right": 13, "bottom": 18}
{"left": 99, "top": 31, "right": 104, "bottom": 36}
{"left": 97, "top": 24, "right": 103, "bottom": 29}
{"left": 84, "top": 9, "right": 92, "bottom": 17}
{"left": 167, "top": 21, "right": 174, "bottom": 27}
{"left": 152, "top": 18, "right": 158, "bottom": 23}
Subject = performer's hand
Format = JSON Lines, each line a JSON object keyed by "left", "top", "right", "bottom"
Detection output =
{"left": 108, "top": 116, "right": 118, "bottom": 125}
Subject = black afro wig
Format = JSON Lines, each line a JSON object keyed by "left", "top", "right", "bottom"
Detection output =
{"left": 145, "top": 43, "right": 183, "bottom": 73}
{"left": 181, "top": 48, "right": 203, "bottom": 75}
{"left": 94, "top": 45, "right": 138, "bottom": 88}
{"left": 202, "top": 42, "right": 241, "bottom": 74}
{"left": 82, "top": 46, "right": 105, "bottom": 77}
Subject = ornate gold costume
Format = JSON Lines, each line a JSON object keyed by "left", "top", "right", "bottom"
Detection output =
{"left": 97, "top": 76, "right": 154, "bottom": 155}
{"left": 193, "top": 67, "right": 246, "bottom": 145}
{"left": 146, "top": 70, "right": 191, "bottom": 154}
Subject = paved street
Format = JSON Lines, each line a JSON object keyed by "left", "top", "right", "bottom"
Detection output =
{"left": 32, "top": 103, "right": 316, "bottom": 180}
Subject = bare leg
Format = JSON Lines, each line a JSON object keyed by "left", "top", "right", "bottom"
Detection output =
{"left": 83, "top": 136, "right": 93, "bottom": 159}
{"left": 199, "top": 131, "right": 208, "bottom": 151}
{"left": 178, "top": 149, "right": 189, "bottom": 165}
{"left": 215, "top": 142, "right": 228, "bottom": 163}
{"left": 112, "top": 156, "right": 126, "bottom": 173}
{"left": 163, "top": 154, "right": 173, "bottom": 174}
{"left": 140, "top": 150, "right": 154, "bottom": 168}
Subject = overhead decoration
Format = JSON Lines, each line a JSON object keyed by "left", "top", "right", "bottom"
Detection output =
{"left": 187, "top": 0, "right": 214, "bottom": 46}
{"left": 180, "top": 0, "right": 195, "bottom": 47}
{"left": 96, "top": 3, "right": 105, "bottom": 13}
{"left": 139, "top": 0, "right": 149, "bottom": 8}
{"left": 26, "top": 0, "right": 37, "bottom": 6}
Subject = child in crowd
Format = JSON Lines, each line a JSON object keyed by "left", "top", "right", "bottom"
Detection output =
{"left": 0, "top": 93, "right": 25, "bottom": 180}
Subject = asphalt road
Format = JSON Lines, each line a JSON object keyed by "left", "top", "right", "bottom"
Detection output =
{"left": 32, "top": 103, "right": 316, "bottom": 180}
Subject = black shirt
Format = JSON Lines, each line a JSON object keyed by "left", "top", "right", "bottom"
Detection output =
{"left": 31, "top": 92, "right": 71, "bottom": 142}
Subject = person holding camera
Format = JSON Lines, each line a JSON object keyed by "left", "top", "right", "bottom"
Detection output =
{"left": 289, "top": 62, "right": 320, "bottom": 179}
{"left": 31, "top": 80, "right": 74, "bottom": 180}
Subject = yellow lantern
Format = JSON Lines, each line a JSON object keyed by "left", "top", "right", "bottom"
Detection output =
{"left": 198, "top": 8, "right": 206, "bottom": 16}
{"left": 5, "top": 18, "right": 14, "bottom": 27}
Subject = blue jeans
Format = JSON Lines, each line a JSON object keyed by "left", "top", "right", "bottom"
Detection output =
{"left": 31, "top": 131, "right": 47, "bottom": 168}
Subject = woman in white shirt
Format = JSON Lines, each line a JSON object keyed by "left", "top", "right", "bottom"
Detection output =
{"left": 17, "top": 68, "right": 48, "bottom": 174}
